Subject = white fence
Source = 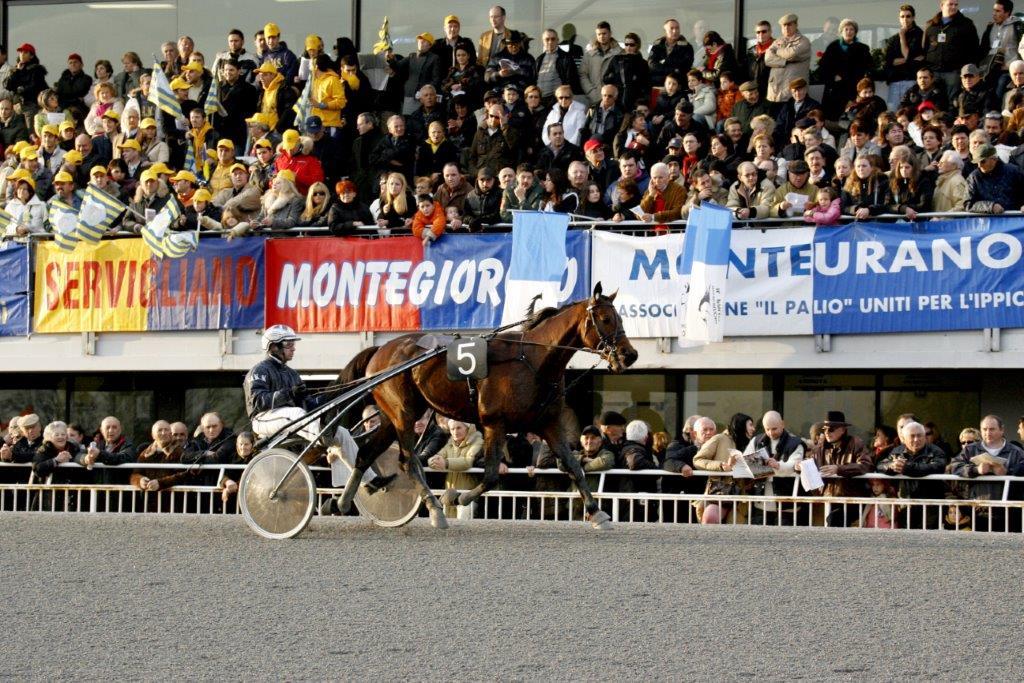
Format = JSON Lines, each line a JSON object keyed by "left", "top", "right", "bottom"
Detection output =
{"left": 1, "top": 462, "right": 1021, "bottom": 533}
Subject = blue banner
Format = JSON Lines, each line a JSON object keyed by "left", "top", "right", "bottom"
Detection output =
{"left": 812, "top": 217, "right": 1024, "bottom": 333}
{"left": 419, "top": 231, "right": 590, "bottom": 330}
{"left": 0, "top": 243, "right": 29, "bottom": 336}
{"left": 146, "top": 236, "right": 265, "bottom": 330}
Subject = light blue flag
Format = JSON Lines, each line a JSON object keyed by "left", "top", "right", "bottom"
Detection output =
{"left": 503, "top": 211, "right": 569, "bottom": 325}
{"left": 74, "top": 184, "right": 127, "bottom": 244}
{"left": 141, "top": 197, "right": 184, "bottom": 258}
{"left": 148, "top": 62, "right": 183, "bottom": 120}
{"left": 680, "top": 204, "right": 733, "bottom": 344}
{"left": 293, "top": 74, "right": 313, "bottom": 132}
{"left": 48, "top": 197, "right": 79, "bottom": 252}
{"left": 204, "top": 60, "right": 227, "bottom": 117}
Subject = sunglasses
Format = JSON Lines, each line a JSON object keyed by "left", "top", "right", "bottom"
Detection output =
{"left": 960, "top": 439, "right": 976, "bottom": 446}
{"left": 557, "top": 96, "right": 572, "bottom": 100}
{"left": 313, "top": 191, "right": 326, "bottom": 196}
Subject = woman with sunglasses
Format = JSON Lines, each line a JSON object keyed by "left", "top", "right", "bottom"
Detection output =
{"left": 300, "top": 181, "right": 332, "bottom": 228}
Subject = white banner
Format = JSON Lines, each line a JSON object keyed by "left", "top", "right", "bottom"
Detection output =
{"left": 591, "top": 229, "right": 815, "bottom": 338}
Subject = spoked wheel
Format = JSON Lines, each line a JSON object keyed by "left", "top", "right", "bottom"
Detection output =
{"left": 337, "top": 445, "right": 422, "bottom": 528}
{"left": 239, "top": 448, "right": 316, "bottom": 539}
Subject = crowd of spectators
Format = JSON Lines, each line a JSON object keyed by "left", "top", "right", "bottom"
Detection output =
{"left": 6, "top": 2, "right": 1024, "bottom": 243}
{"left": 3, "top": 405, "right": 1024, "bottom": 529}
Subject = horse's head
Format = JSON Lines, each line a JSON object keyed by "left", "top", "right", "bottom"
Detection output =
{"left": 582, "top": 282, "right": 638, "bottom": 373}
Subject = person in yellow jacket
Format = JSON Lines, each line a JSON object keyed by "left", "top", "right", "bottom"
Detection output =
{"left": 309, "top": 54, "right": 359, "bottom": 136}
{"left": 428, "top": 419, "right": 482, "bottom": 517}
{"left": 255, "top": 62, "right": 298, "bottom": 133}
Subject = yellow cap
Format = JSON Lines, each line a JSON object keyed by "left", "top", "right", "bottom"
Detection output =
{"left": 305, "top": 34, "right": 322, "bottom": 51}
{"left": 254, "top": 62, "right": 278, "bottom": 75}
{"left": 117, "top": 139, "right": 142, "bottom": 151}
{"left": 140, "top": 117, "right": 157, "bottom": 129}
{"left": 416, "top": 32, "right": 435, "bottom": 43}
{"left": 253, "top": 137, "right": 273, "bottom": 149}
{"left": 169, "top": 77, "right": 189, "bottom": 90}
{"left": 193, "top": 188, "right": 213, "bottom": 202}
{"left": 246, "top": 113, "right": 273, "bottom": 128}
{"left": 140, "top": 168, "right": 159, "bottom": 183}
{"left": 150, "top": 162, "right": 174, "bottom": 175}
{"left": 63, "top": 150, "right": 84, "bottom": 164}
{"left": 53, "top": 170, "right": 75, "bottom": 184}
{"left": 276, "top": 169, "right": 296, "bottom": 184}
{"left": 90, "top": 165, "right": 108, "bottom": 177}
{"left": 181, "top": 61, "right": 203, "bottom": 73}
{"left": 102, "top": 109, "right": 121, "bottom": 121}
{"left": 170, "top": 170, "right": 198, "bottom": 184}
{"left": 229, "top": 162, "right": 248, "bottom": 173}
{"left": 19, "top": 148, "right": 39, "bottom": 161}
{"left": 444, "top": 14, "right": 460, "bottom": 25}
{"left": 10, "top": 169, "right": 35, "bottom": 191}
{"left": 264, "top": 22, "right": 281, "bottom": 37}
{"left": 9, "top": 141, "right": 28, "bottom": 155}
{"left": 216, "top": 138, "right": 234, "bottom": 149}
{"left": 281, "top": 129, "right": 300, "bottom": 148}
{"left": 41, "top": 124, "right": 60, "bottom": 137}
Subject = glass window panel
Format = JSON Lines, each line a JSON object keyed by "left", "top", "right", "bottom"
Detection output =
{"left": 69, "top": 378, "right": 152, "bottom": 444}
{"left": 683, "top": 374, "right": 770, "bottom": 432}
{"left": 593, "top": 373, "right": 678, "bottom": 436}
{"left": 183, "top": 387, "right": 247, "bottom": 434}
{"left": 9, "top": 1, "right": 352, "bottom": 80}
{"left": 783, "top": 373, "right": 875, "bottom": 443}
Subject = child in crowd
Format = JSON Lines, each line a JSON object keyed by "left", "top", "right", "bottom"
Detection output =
{"left": 414, "top": 176, "right": 433, "bottom": 196}
{"left": 412, "top": 193, "right": 445, "bottom": 245}
{"left": 611, "top": 178, "right": 641, "bottom": 219}
{"left": 831, "top": 156, "right": 852, "bottom": 196}
{"left": 716, "top": 72, "right": 739, "bottom": 125}
{"left": 445, "top": 205, "right": 463, "bottom": 230}
{"left": 804, "top": 186, "right": 841, "bottom": 226}
{"left": 861, "top": 478, "right": 899, "bottom": 529}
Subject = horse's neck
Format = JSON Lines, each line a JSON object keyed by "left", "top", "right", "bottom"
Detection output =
{"left": 522, "top": 303, "right": 584, "bottom": 375}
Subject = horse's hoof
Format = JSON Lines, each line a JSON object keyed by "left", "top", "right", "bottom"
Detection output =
{"left": 363, "top": 473, "right": 397, "bottom": 495}
{"left": 338, "top": 495, "right": 354, "bottom": 515}
{"left": 440, "top": 488, "right": 460, "bottom": 506}
{"left": 429, "top": 507, "right": 449, "bottom": 529}
{"left": 589, "top": 510, "right": 612, "bottom": 530}
{"left": 319, "top": 496, "right": 341, "bottom": 517}
{"left": 457, "top": 491, "right": 476, "bottom": 506}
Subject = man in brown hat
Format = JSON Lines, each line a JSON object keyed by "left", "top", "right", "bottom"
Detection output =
{"left": 763, "top": 14, "right": 811, "bottom": 104}
{"left": 803, "top": 410, "right": 872, "bottom": 527}
{"left": 0, "top": 413, "right": 43, "bottom": 463}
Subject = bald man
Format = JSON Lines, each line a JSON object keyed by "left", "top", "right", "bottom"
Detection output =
{"left": 662, "top": 416, "right": 714, "bottom": 508}
{"left": 744, "top": 410, "right": 805, "bottom": 524}
{"left": 131, "top": 420, "right": 194, "bottom": 492}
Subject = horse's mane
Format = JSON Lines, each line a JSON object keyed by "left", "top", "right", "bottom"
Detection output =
{"left": 522, "top": 304, "right": 563, "bottom": 331}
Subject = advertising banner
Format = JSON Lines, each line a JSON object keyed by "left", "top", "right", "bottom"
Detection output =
{"left": 34, "top": 237, "right": 264, "bottom": 333}
{"left": 264, "top": 232, "right": 590, "bottom": 332}
{"left": 0, "top": 243, "right": 29, "bottom": 336}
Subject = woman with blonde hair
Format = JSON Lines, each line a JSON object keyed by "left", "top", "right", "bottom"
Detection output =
{"left": 376, "top": 172, "right": 415, "bottom": 229}
{"left": 84, "top": 82, "right": 124, "bottom": 136}
{"left": 300, "top": 181, "right": 332, "bottom": 227}
{"left": 229, "top": 170, "right": 304, "bottom": 236}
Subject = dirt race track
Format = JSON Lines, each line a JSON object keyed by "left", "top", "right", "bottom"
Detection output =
{"left": 1, "top": 513, "right": 1021, "bottom": 680}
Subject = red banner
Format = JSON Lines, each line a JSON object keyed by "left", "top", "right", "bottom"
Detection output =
{"left": 264, "top": 237, "right": 423, "bottom": 332}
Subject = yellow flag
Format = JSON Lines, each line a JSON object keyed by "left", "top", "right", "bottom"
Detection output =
{"left": 372, "top": 16, "right": 393, "bottom": 54}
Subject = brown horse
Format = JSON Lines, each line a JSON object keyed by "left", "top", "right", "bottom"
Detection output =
{"left": 334, "top": 282, "right": 638, "bottom": 530}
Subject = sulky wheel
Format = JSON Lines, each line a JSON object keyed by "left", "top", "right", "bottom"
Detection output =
{"left": 239, "top": 448, "right": 316, "bottom": 539}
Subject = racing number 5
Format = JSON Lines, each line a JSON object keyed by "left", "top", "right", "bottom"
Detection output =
{"left": 455, "top": 341, "right": 477, "bottom": 376}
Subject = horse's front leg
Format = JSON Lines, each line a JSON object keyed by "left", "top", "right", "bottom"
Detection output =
{"left": 454, "top": 426, "right": 504, "bottom": 507}
{"left": 541, "top": 421, "right": 612, "bottom": 530}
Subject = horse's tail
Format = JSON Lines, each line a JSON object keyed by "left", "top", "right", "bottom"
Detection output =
{"left": 337, "top": 345, "right": 379, "bottom": 386}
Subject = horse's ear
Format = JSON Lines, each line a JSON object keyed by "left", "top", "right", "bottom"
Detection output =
{"left": 592, "top": 281, "right": 603, "bottom": 299}
{"left": 608, "top": 289, "right": 618, "bottom": 302}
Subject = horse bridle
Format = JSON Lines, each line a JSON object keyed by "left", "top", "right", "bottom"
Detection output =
{"left": 584, "top": 299, "right": 626, "bottom": 361}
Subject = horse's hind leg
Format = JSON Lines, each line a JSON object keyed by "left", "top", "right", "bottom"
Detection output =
{"left": 336, "top": 424, "right": 392, "bottom": 515}
{"left": 399, "top": 440, "right": 448, "bottom": 529}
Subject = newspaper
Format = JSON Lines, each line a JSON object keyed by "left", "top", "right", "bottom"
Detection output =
{"left": 800, "top": 458, "right": 824, "bottom": 492}
{"left": 732, "top": 447, "right": 775, "bottom": 480}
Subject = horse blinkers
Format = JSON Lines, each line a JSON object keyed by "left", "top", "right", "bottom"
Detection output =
{"left": 585, "top": 295, "right": 637, "bottom": 372}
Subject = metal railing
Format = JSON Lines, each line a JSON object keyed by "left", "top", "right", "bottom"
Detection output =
{"left": 2, "top": 462, "right": 1021, "bottom": 533}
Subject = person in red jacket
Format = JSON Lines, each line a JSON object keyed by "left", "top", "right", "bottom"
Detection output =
{"left": 411, "top": 193, "right": 445, "bottom": 245}
{"left": 274, "top": 128, "right": 324, "bottom": 195}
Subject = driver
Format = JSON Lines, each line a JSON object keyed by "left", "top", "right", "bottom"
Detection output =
{"left": 245, "top": 325, "right": 390, "bottom": 494}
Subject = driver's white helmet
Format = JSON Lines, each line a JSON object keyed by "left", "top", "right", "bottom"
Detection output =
{"left": 262, "top": 324, "right": 301, "bottom": 351}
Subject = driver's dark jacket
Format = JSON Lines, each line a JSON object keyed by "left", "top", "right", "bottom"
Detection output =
{"left": 244, "top": 354, "right": 304, "bottom": 419}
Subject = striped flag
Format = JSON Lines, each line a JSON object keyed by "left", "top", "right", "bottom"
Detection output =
{"left": 204, "top": 60, "right": 227, "bottom": 117}
{"left": 183, "top": 139, "right": 199, "bottom": 176}
{"left": 0, "top": 205, "right": 17, "bottom": 238}
{"left": 141, "top": 197, "right": 182, "bottom": 258}
{"left": 48, "top": 197, "right": 80, "bottom": 252}
{"left": 148, "top": 61, "right": 183, "bottom": 120}
{"left": 75, "top": 184, "right": 127, "bottom": 244}
{"left": 293, "top": 73, "right": 313, "bottom": 131}
{"left": 162, "top": 228, "right": 198, "bottom": 258}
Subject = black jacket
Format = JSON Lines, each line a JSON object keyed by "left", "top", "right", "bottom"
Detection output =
{"left": 327, "top": 200, "right": 374, "bottom": 235}
{"left": 924, "top": 12, "right": 981, "bottom": 72}
{"left": 842, "top": 176, "right": 891, "bottom": 216}
{"left": 818, "top": 40, "right": 874, "bottom": 119}
{"left": 243, "top": 355, "right": 305, "bottom": 419}
{"left": 185, "top": 428, "right": 236, "bottom": 465}
{"left": 877, "top": 443, "right": 948, "bottom": 499}
{"left": 33, "top": 440, "right": 82, "bottom": 479}
{"left": 534, "top": 50, "right": 582, "bottom": 94}
{"left": 966, "top": 159, "right": 1024, "bottom": 212}
{"left": 93, "top": 435, "right": 136, "bottom": 465}
{"left": 535, "top": 141, "right": 583, "bottom": 174}
{"left": 370, "top": 134, "right": 416, "bottom": 182}
{"left": 12, "top": 435, "right": 43, "bottom": 463}
{"left": 648, "top": 37, "right": 694, "bottom": 82}
{"left": 603, "top": 53, "right": 651, "bottom": 110}
{"left": 463, "top": 186, "right": 502, "bottom": 230}
{"left": 5, "top": 57, "right": 49, "bottom": 107}
{"left": 54, "top": 69, "right": 93, "bottom": 110}
{"left": 414, "top": 421, "right": 449, "bottom": 465}
{"left": 216, "top": 78, "right": 260, "bottom": 149}
{"left": 899, "top": 83, "right": 950, "bottom": 112}
{"left": 883, "top": 25, "right": 926, "bottom": 83}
